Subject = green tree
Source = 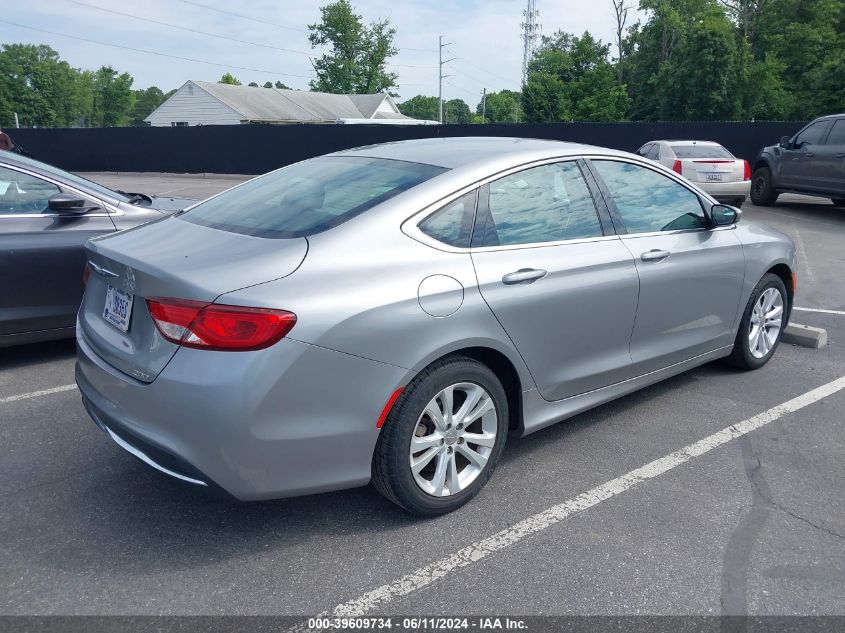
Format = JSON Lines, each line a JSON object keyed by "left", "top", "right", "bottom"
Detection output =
{"left": 131, "top": 86, "right": 166, "bottom": 126}
{"left": 397, "top": 95, "right": 438, "bottom": 120}
{"left": 274, "top": 80, "right": 290, "bottom": 89}
{"left": 478, "top": 90, "right": 522, "bottom": 123}
{"left": 522, "top": 31, "right": 630, "bottom": 122}
{"left": 307, "top": 0, "right": 398, "bottom": 94}
{"left": 218, "top": 72, "right": 241, "bottom": 85}
{"left": 248, "top": 81, "right": 259, "bottom": 87}
{"left": 90, "top": 66, "right": 134, "bottom": 127}
{"left": 443, "top": 98, "right": 471, "bottom": 124}
{"left": 263, "top": 81, "right": 274, "bottom": 88}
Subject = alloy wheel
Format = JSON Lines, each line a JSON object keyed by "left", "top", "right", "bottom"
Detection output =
{"left": 409, "top": 382, "right": 498, "bottom": 497}
{"left": 748, "top": 287, "right": 784, "bottom": 359}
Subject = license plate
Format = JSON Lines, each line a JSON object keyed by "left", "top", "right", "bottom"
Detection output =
{"left": 103, "top": 285, "right": 134, "bottom": 332}
{"left": 705, "top": 173, "right": 724, "bottom": 182}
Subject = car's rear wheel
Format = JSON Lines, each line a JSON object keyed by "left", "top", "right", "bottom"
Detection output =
{"left": 372, "top": 356, "right": 508, "bottom": 515}
{"left": 727, "top": 273, "right": 788, "bottom": 370}
{"left": 832, "top": 198, "right": 845, "bottom": 208}
{"left": 750, "top": 167, "right": 778, "bottom": 206}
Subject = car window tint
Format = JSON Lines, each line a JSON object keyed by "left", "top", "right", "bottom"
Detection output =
{"left": 592, "top": 160, "right": 707, "bottom": 233}
{"left": 671, "top": 144, "right": 733, "bottom": 159}
{"left": 824, "top": 120, "right": 845, "bottom": 146}
{"left": 646, "top": 144, "right": 661, "bottom": 160}
{"left": 181, "top": 157, "right": 446, "bottom": 238}
{"left": 794, "top": 121, "right": 831, "bottom": 147}
{"left": 418, "top": 191, "right": 477, "bottom": 248}
{"left": 0, "top": 166, "right": 61, "bottom": 215}
{"left": 484, "top": 162, "right": 602, "bottom": 246}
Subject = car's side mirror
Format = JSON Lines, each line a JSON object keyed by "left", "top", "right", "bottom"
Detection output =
{"left": 711, "top": 203, "right": 742, "bottom": 226}
{"left": 48, "top": 193, "right": 92, "bottom": 215}
{"left": 779, "top": 135, "right": 791, "bottom": 149}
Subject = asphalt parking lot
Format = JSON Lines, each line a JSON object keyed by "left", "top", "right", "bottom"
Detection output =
{"left": 2, "top": 175, "right": 844, "bottom": 617}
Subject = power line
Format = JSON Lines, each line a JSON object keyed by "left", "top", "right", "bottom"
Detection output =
{"left": 179, "top": 0, "right": 308, "bottom": 33}
{"left": 63, "top": 0, "right": 312, "bottom": 56}
{"left": 444, "top": 48, "right": 518, "bottom": 86}
{"left": 0, "top": 19, "right": 314, "bottom": 78}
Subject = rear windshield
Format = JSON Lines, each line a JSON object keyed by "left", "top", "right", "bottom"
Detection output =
{"left": 671, "top": 144, "right": 734, "bottom": 159}
{"left": 180, "top": 156, "right": 446, "bottom": 238}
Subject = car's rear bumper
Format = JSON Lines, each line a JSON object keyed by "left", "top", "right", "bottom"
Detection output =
{"left": 697, "top": 180, "right": 751, "bottom": 202}
{"left": 76, "top": 325, "right": 407, "bottom": 500}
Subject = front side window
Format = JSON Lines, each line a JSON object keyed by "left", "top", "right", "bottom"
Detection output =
{"left": 794, "top": 121, "right": 831, "bottom": 148}
{"left": 418, "top": 191, "right": 477, "bottom": 248}
{"left": 0, "top": 166, "right": 61, "bottom": 215}
{"left": 181, "top": 156, "right": 446, "bottom": 238}
{"left": 592, "top": 160, "right": 707, "bottom": 233}
{"left": 478, "top": 161, "right": 602, "bottom": 247}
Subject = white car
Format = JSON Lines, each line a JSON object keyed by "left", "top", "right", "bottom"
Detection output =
{"left": 636, "top": 140, "right": 751, "bottom": 206}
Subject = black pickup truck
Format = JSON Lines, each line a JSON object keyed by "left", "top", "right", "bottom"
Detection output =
{"left": 751, "top": 113, "right": 845, "bottom": 207}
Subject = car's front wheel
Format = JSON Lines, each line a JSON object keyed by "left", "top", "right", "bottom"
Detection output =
{"left": 727, "top": 273, "right": 788, "bottom": 370}
{"left": 832, "top": 198, "right": 845, "bottom": 208}
{"left": 750, "top": 167, "right": 779, "bottom": 206}
{"left": 372, "top": 356, "right": 508, "bottom": 515}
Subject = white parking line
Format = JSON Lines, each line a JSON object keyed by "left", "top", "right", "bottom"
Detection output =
{"left": 793, "top": 306, "right": 845, "bottom": 316}
{"left": 317, "top": 375, "right": 845, "bottom": 619}
{"left": 0, "top": 384, "right": 77, "bottom": 404}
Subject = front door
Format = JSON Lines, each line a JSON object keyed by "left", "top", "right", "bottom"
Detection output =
{"left": 588, "top": 158, "right": 746, "bottom": 376}
{"left": 0, "top": 165, "right": 116, "bottom": 338}
{"left": 470, "top": 160, "right": 640, "bottom": 401}
{"left": 780, "top": 119, "right": 833, "bottom": 191}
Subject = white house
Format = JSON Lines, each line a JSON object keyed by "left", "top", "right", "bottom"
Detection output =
{"left": 145, "top": 80, "right": 436, "bottom": 126}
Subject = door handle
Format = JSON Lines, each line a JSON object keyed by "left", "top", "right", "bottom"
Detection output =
{"left": 836, "top": 153, "right": 844, "bottom": 159}
{"left": 640, "top": 249, "right": 671, "bottom": 262}
{"left": 502, "top": 268, "right": 547, "bottom": 285}
{"left": 805, "top": 152, "right": 815, "bottom": 158}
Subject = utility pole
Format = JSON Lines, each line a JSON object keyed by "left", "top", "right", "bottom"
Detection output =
{"left": 481, "top": 88, "right": 487, "bottom": 124}
{"left": 438, "top": 35, "right": 455, "bottom": 124}
{"left": 521, "top": 0, "right": 541, "bottom": 85}
{"left": 14, "top": 112, "right": 19, "bottom": 128}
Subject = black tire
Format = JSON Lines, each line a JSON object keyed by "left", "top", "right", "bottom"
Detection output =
{"left": 727, "top": 273, "right": 788, "bottom": 370}
{"left": 832, "top": 198, "right": 845, "bottom": 208}
{"left": 372, "top": 355, "right": 508, "bottom": 516}
{"left": 750, "top": 166, "right": 779, "bottom": 206}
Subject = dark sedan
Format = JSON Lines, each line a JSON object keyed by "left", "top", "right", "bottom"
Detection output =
{"left": 0, "top": 150, "right": 196, "bottom": 347}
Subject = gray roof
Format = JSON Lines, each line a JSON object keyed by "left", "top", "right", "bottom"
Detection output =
{"left": 334, "top": 137, "right": 614, "bottom": 169}
{"left": 191, "top": 81, "right": 410, "bottom": 122}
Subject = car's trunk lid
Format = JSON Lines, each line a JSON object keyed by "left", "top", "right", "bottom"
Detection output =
{"left": 680, "top": 159, "right": 745, "bottom": 184}
{"left": 79, "top": 216, "right": 307, "bottom": 382}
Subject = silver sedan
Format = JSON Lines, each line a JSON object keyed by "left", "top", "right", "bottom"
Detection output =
{"left": 76, "top": 137, "right": 795, "bottom": 515}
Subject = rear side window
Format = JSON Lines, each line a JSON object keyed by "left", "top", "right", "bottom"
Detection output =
{"left": 824, "top": 119, "right": 845, "bottom": 146}
{"left": 592, "top": 160, "right": 706, "bottom": 233}
{"left": 181, "top": 156, "right": 446, "bottom": 238}
{"left": 646, "top": 144, "right": 661, "bottom": 160}
{"left": 418, "top": 191, "right": 477, "bottom": 248}
{"left": 479, "top": 161, "right": 603, "bottom": 247}
{"left": 671, "top": 144, "right": 733, "bottom": 159}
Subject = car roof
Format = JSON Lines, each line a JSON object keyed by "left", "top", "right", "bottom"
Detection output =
{"left": 660, "top": 140, "right": 723, "bottom": 146}
{"left": 330, "top": 136, "right": 621, "bottom": 169}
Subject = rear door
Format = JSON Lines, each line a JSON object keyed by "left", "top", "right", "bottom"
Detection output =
{"left": 817, "top": 118, "right": 845, "bottom": 197}
{"left": 470, "top": 159, "right": 640, "bottom": 401}
{"left": 0, "top": 164, "right": 116, "bottom": 338}
{"left": 780, "top": 119, "right": 833, "bottom": 191}
{"left": 588, "top": 158, "right": 745, "bottom": 375}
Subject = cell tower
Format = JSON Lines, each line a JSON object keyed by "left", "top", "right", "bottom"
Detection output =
{"left": 521, "top": 0, "right": 541, "bottom": 85}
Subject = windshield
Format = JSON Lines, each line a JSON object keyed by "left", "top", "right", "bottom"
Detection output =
{"left": 671, "top": 144, "right": 734, "bottom": 159}
{"left": 0, "top": 150, "right": 131, "bottom": 202}
{"left": 180, "top": 156, "right": 446, "bottom": 239}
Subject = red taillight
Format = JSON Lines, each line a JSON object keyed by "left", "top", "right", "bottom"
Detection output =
{"left": 146, "top": 298, "right": 296, "bottom": 351}
{"left": 743, "top": 160, "right": 751, "bottom": 181}
{"left": 82, "top": 263, "right": 91, "bottom": 286}
{"left": 672, "top": 160, "right": 683, "bottom": 174}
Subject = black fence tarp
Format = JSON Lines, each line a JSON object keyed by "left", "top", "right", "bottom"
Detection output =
{"left": 10, "top": 121, "right": 806, "bottom": 175}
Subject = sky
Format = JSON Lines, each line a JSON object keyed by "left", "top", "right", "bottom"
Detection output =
{"left": 1, "top": 0, "right": 644, "bottom": 108}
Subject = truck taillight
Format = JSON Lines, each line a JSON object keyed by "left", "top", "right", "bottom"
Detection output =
{"left": 146, "top": 298, "right": 296, "bottom": 351}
